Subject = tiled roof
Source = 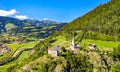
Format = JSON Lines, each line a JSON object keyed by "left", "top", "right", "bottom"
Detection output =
{"left": 48, "top": 46, "right": 60, "bottom": 51}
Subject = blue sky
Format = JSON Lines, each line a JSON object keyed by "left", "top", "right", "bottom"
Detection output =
{"left": 0, "top": 0, "right": 110, "bottom": 22}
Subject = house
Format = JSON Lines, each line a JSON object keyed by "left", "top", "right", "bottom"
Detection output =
{"left": 89, "top": 44, "right": 97, "bottom": 50}
{"left": 48, "top": 46, "right": 61, "bottom": 57}
{"left": 70, "top": 37, "right": 80, "bottom": 53}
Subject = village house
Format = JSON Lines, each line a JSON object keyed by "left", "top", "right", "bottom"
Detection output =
{"left": 89, "top": 44, "right": 97, "bottom": 50}
{"left": 70, "top": 37, "right": 80, "bottom": 53}
{"left": 48, "top": 46, "right": 61, "bottom": 57}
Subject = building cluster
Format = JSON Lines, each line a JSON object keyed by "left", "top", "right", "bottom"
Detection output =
{"left": 0, "top": 43, "right": 11, "bottom": 56}
{"left": 48, "top": 37, "right": 97, "bottom": 57}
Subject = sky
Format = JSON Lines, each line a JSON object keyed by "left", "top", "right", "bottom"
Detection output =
{"left": 0, "top": 0, "right": 110, "bottom": 22}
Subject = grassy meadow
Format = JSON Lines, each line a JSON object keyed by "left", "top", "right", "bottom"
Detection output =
{"left": 52, "top": 36, "right": 120, "bottom": 51}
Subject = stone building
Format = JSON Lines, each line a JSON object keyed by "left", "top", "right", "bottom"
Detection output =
{"left": 48, "top": 46, "right": 61, "bottom": 57}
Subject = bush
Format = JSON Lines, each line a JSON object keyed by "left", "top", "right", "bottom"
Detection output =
{"left": 110, "top": 63, "right": 120, "bottom": 72}
{"left": 112, "top": 44, "right": 120, "bottom": 60}
{"left": 66, "top": 53, "right": 93, "bottom": 72}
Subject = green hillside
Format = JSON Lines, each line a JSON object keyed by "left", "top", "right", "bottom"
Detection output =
{"left": 0, "top": 16, "right": 66, "bottom": 41}
{"left": 0, "top": 0, "right": 120, "bottom": 72}
{"left": 0, "top": 18, "right": 66, "bottom": 44}
{"left": 62, "top": 0, "right": 120, "bottom": 41}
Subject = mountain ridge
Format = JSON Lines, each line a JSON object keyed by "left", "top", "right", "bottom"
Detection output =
{"left": 0, "top": 16, "right": 67, "bottom": 41}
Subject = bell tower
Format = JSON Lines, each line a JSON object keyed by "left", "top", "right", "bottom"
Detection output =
{"left": 70, "top": 37, "right": 75, "bottom": 51}
{"left": 72, "top": 37, "right": 75, "bottom": 47}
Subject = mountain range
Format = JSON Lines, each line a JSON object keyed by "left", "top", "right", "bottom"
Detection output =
{"left": 0, "top": 16, "right": 66, "bottom": 38}
{"left": 0, "top": 16, "right": 66, "bottom": 32}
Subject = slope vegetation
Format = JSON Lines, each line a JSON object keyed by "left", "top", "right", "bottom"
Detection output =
{"left": 62, "top": 0, "right": 120, "bottom": 40}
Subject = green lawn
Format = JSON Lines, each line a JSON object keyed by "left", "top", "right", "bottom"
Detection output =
{"left": 0, "top": 53, "right": 9, "bottom": 60}
{"left": 0, "top": 42, "right": 35, "bottom": 72}
{"left": 48, "top": 25, "right": 56, "bottom": 29}
{"left": 17, "top": 50, "right": 30, "bottom": 61}
{"left": 81, "top": 39, "right": 120, "bottom": 51}
{"left": 0, "top": 41, "right": 39, "bottom": 62}
{"left": 0, "top": 50, "right": 31, "bottom": 72}
{"left": 52, "top": 36, "right": 120, "bottom": 51}
{"left": 6, "top": 41, "right": 38, "bottom": 52}
{"left": 52, "top": 36, "right": 71, "bottom": 47}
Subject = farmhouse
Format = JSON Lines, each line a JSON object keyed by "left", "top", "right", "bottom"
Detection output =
{"left": 89, "top": 44, "right": 97, "bottom": 50}
{"left": 48, "top": 46, "right": 61, "bottom": 57}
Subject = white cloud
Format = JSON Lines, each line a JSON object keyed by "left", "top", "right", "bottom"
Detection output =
{"left": 0, "top": 9, "right": 29, "bottom": 20}
{"left": 15, "top": 15, "right": 28, "bottom": 20}
{"left": 0, "top": 9, "right": 18, "bottom": 16}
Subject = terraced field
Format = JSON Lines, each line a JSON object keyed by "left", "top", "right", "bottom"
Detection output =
{"left": 0, "top": 41, "right": 39, "bottom": 72}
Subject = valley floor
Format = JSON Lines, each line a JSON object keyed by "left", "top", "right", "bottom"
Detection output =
{"left": 0, "top": 36, "right": 120, "bottom": 72}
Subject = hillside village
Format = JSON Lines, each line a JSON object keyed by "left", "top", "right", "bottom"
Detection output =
{"left": 48, "top": 37, "right": 98, "bottom": 57}
{"left": 0, "top": 0, "right": 120, "bottom": 72}
{"left": 0, "top": 43, "right": 11, "bottom": 56}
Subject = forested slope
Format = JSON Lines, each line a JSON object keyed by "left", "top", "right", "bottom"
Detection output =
{"left": 62, "top": 0, "right": 120, "bottom": 39}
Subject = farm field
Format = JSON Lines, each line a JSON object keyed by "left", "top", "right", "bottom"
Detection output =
{"left": 6, "top": 41, "right": 39, "bottom": 51}
{"left": 0, "top": 41, "right": 39, "bottom": 59}
{"left": 0, "top": 50, "right": 31, "bottom": 72}
{"left": 81, "top": 39, "right": 120, "bottom": 51}
{"left": 52, "top": 36, "right": 120, "bottom": 51}
{"left": 0, "top": 41, "right": 39, "bottom": 72}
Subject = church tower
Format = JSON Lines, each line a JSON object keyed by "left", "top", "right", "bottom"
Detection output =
{"left": 72, "top": 37, "right": 75, "bottom": 47}
{"left": 71, "top": 37, "right": 75, "bottom": 51}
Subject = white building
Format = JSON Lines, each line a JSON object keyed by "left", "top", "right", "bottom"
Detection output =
{"left": 70, "top": 37, "right": 80, "bottom": 52}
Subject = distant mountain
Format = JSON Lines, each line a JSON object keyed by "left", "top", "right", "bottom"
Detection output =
{"left": 23, "top": 19, "right": 63, "bottom": 26}
{"left": 0, "top": 16, "right": 66, "bottom": 32}
{"left": 0, "top": 16, "right": 67, "bottom": 38}
{"left": 0, "top": 16, "right": 23, "bottom": 32}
